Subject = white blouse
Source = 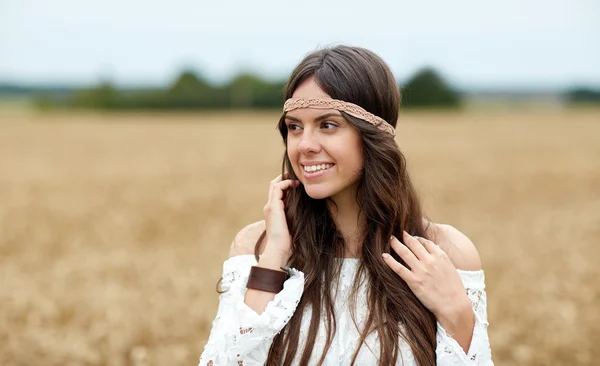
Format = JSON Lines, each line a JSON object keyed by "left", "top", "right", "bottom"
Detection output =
{"left": 199, "top": 255, "right": 493, "bottom": 365}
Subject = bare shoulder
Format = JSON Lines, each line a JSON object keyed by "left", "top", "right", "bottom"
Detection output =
{"left": 228, "top": 220, "right": 267, "bottom": 258}
{"left": 430, "top": 223, "right": 482, "bottom": 271}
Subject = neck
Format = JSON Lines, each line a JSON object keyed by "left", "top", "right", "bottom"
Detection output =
{"left": 327, "top": 188, "right": 365, "bottom": 258}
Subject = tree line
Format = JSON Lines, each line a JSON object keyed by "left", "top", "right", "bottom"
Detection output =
{"left": 34, "top": 68, "right": 462, "bottom": 111}
{"left": 29, "top": 67, "right": 600, "bottom": 111}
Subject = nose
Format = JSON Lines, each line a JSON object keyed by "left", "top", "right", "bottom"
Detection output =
{"left": 297, "top": 129, "right": 321, "bottom": 155}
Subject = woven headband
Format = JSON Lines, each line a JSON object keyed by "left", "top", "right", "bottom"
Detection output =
{"left": 283, "top": 98, "right": 396, "bottom": 137}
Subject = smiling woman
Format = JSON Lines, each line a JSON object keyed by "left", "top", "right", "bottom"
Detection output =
{"left": 198, "top": 45, "right": 493, "bottom": 366}
{"left": 284, "top": 92, "right": 365, "bottom": 201}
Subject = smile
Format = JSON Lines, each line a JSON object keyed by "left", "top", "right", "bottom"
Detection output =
{"left": 302, "top": 163, "right": 334, "bottom": 173}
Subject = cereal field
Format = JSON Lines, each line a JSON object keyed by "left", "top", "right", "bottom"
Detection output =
{"left": 0, "top": 108, "right": 599, "bottom": 366}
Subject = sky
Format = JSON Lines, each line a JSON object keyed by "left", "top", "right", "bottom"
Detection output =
{"left": 1, "top": 0, "right": 599, "bottom": 90}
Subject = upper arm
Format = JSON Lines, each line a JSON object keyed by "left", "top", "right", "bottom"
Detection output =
{"left": 228, "top": 220, "right": 267, "bottom": 258}
{"left": 432, "top": 223, "right": 482, "bottom": 271}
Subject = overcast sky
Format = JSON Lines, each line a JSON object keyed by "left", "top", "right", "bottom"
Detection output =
{"left": 1, "top": 0, "right": 599, "bottom": 89}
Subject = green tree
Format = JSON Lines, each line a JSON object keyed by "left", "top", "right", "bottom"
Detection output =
{"left": 166, "top": 70, "right": 226, "bottom": 109}
{"left": 71, "top": 82, "right": 120, "bottom": 109}
{"left": 401, "top": 68, "right": 461, "bottom": 108}
{"left": 565, "top": 88, "right": 600, "bottom": 104}
{"left": 227, "top": 73, "right": 284, "bottom": 109}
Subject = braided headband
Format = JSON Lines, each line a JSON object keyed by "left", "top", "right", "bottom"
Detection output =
{"left": 283, "top": 98, "right": 396, "bottom": 137}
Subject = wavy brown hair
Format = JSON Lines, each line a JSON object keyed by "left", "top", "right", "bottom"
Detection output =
{"left": 255, "top": 46, "right": 437, "bottom": 365}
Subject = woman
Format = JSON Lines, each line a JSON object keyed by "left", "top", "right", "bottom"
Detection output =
{"left": 199, "top": 46, "right": 493, "bottom": 365}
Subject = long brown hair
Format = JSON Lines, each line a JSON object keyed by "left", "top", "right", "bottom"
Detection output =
{"left": 258, "top": 46, "right": 436, "bottom": 365}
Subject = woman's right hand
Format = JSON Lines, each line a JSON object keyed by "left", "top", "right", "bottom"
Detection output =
{"left": 262, "top": 172, "right": 300, "bottom": 260}
{"left": 244, "top": 173, "right": 300, "bottom": 309}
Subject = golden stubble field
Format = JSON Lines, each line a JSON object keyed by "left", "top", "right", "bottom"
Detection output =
{"left": 0, "top": 108, "right": 599, "bottom": 366}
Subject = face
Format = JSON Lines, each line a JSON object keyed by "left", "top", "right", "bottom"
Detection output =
{"left": 284, "top": 77, "right": 364, "bottom": 201}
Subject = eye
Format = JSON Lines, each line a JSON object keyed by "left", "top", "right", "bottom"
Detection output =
{"left": 321, "top": 121, "right": 337, "bottom": 129}
{"left": 287, "top": 123, "right": 302, "bottom": 131}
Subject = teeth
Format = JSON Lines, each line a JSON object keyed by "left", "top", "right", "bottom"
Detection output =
{"left": 303, "top": 164, "right": 332, "bottom": 172}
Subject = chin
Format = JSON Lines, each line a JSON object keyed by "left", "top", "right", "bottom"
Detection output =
{"left": 303, "top": 185, "right": 335, "bottom": 200}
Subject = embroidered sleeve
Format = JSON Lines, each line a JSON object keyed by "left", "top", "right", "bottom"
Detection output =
{"left": 436, "top": 270, "right": 494, "bottom": 365}
{"left": 198, "top": 255, "right": 304, "bottom": 366}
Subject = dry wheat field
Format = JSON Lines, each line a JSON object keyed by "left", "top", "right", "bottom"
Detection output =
{"left": 0, "top": 108, "right": 599, "bottom": 366}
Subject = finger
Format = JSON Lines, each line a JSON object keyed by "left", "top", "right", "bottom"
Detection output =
{"left": 271, "top": 170, "right": 296, "bottom": 185}
{"left": 270, "top": 179, "right": 300, "bottom": 201}
{"left": 382, "top": 253, "right": 416, "bottom": 283}
{"left": 271, "top": 174, "right": 284, "bottom": 185}
{"left": 268, "top": 174, "right": 294, "bottom": 196}
{"left": 414, "top": 236, "right": 439, "bottom": 254}
{"left": 402, "top": 231, "right": 429, "bottom": 260}
{"left": 267, "top": 175, "right": 284, "bottom": 210}
{"left": 276, "top": 179, "right": 300, "bottom": 191}
{"left": 390, "top": 235, "right": 419, "bottom": 270}
{"left": 267, "top": 175, "right": 280, "bottom": 205}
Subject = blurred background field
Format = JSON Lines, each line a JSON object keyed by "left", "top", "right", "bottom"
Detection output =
{"left": 2, "top": 0, "right": 600, "bottom": 365}
{"left": 1, "top": 107, "right": 599, "bottom": 366}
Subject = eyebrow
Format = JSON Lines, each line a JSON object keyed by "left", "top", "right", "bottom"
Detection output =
{"left": 284, "top": 112, "right": 343, "bottom": 123}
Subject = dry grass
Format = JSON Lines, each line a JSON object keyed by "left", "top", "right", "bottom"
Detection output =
{"left": 0, "top": 108, "right": 598, "bottom": 366}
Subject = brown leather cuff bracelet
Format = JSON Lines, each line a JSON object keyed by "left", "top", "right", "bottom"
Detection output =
{"left": 246, "top": 266, "right": 290, "bottom": 293}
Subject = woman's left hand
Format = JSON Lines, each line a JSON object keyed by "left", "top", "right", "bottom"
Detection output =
{"left": 382, "top": 231, "right": 470, "bottom": 318}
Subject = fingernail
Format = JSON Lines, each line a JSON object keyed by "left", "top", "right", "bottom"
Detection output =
{"left": 382, "top": 253, "right": 389, "bottom": 259}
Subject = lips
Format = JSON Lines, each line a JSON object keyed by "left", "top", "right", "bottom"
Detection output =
{"left": 302, "top": 163, "right": 334, "bottom": 173}
{"left": 300, "top": 163, "right": 335, "bottom": 180}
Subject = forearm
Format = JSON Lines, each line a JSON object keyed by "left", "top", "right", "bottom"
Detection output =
{"left": 200, "top": 254, "right": 304, "bottom": 365}
{"left": 436, "top": 299, "right": 475, "bottom": 353}
{"left": 244, "top": 246, "right": 290, "bottom": 315}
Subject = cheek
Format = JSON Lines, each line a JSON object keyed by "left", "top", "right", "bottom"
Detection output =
{"left": 341, "top": 138, "right": 364, "bottom": 180}
{"left": 345, "top": 155, "right": 364, "bottom": 181}
{"left": 286, "top": 144, "right": 301, "bottom": 175}
{"left": 337, "top": 137, "right": 363, "bottom": 167}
